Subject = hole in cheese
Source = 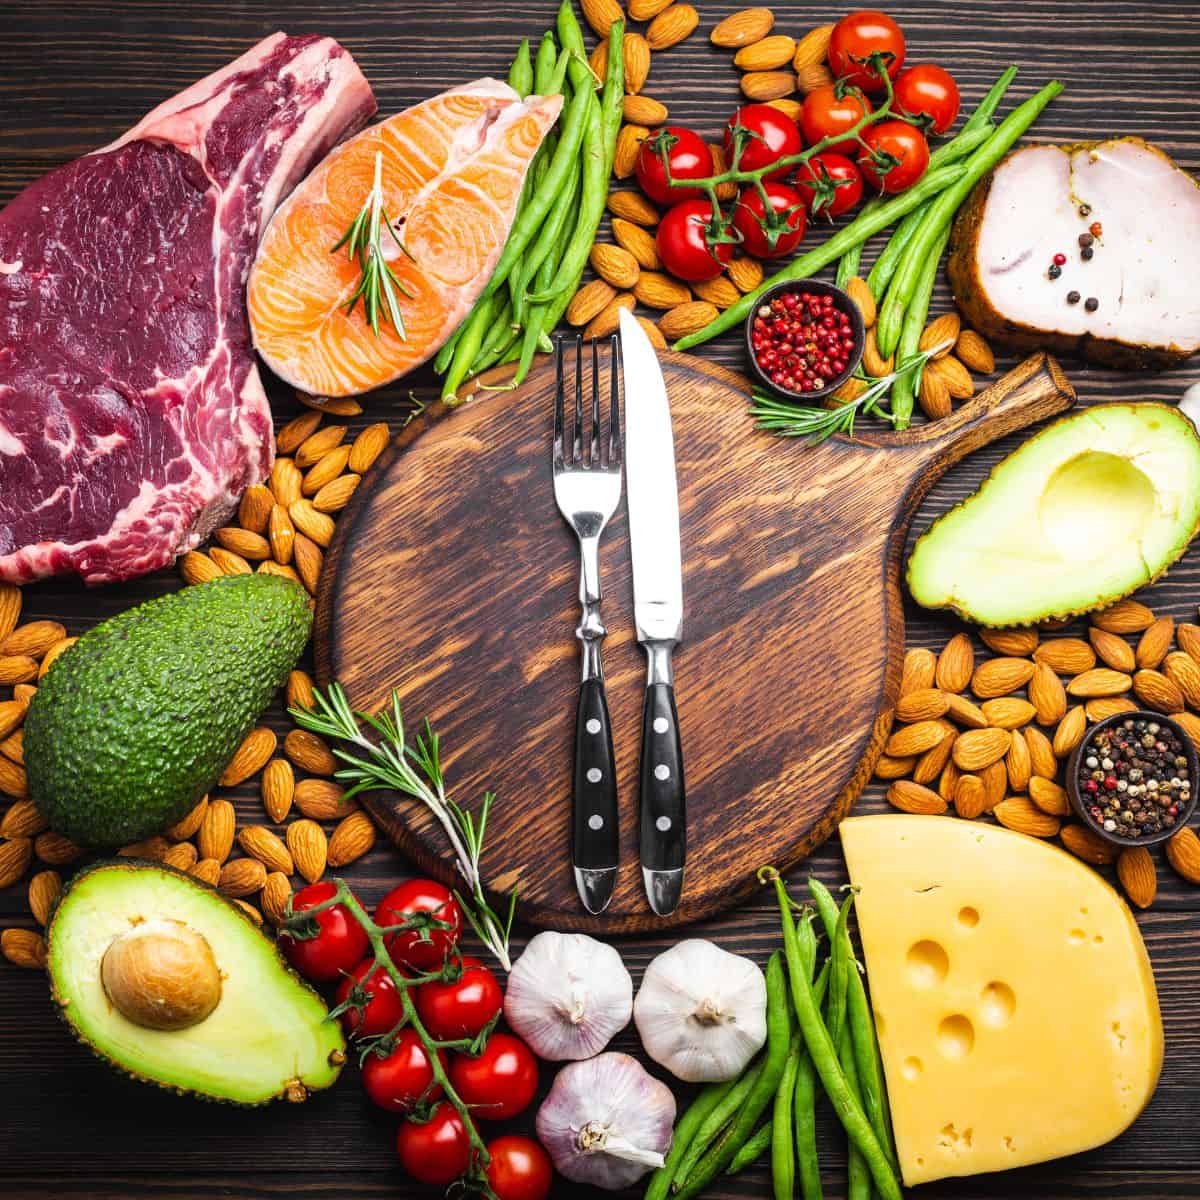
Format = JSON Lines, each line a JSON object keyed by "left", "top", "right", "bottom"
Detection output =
{"left": 937, "top": 1014, "right": 975, "bottom": 1059}
{"left": 906, "top": 939, "right": 950, "bottom": 987}
{"left": 902, "top": 1056, "right": 923, "bottom": 1081}
{"left": 979, "top": 981, "right": 1016, "bottom": 1027}
{"left": 957, "top": 906, "right": 980, "bottom": 928}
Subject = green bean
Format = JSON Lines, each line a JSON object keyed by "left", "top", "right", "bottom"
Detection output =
{"left": 676, "top": 953, "right": 793, "bottom": 1200}
{"left": 866, "top": 202, "right": 928, "bottom": 301}
{"left": 891, "top": 222, "right": 951, "bottom": 427}
{"left": 841, "top": 1028, "right": 872, "bottom": 1200}
{"left": 672, "top": 163, "right": 965, "bottom": 352}
{"left": 824, "top": 895, "right": 854, "bottom": 1050}
{"left": 835, "top": 197, "right": 882, "bottom": 287}
{"left": 441, "top": 294, "right": 500, "bottom": 401}
{"left": 671, "top": 1059, "right": 764, "bottom": 1188}
{"left": 508, "top": 38, "right": 532, "bottom": 97}
{"left": 793, "top": 1050, "right": 823, "bottom": 1200}
{"left": 465, "top": 297, "right": 515, "bottom": 376}
{"left": 645, "top": 1079, "right": 737, "bottom": 1200}
{"left": 875, "top": 79, "right": 1063, "bottom": 356}
{"left": 727, "top": 1122, "right": 772, "bottom": 1175}
{"left": 433, "top": 323, "right": 464, "bottom": 374}
{"left": 770, "top": 878, "right": 903, "bottom": 1200}
{"left": 772, "top": 1033, "right": 802, "bottom": 1200}
{"left": 533, "top": 30, "right": 557, "bottom": 94}
{"left": 962, "top": 65, "right": 1019, "bottom": 133}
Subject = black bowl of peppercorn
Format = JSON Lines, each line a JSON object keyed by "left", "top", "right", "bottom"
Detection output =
{"left": 1066, "top": 710, "right": 1199, "bottom": 848}
{"left": 744, "top": 279, "right": 865, "bottom": 402}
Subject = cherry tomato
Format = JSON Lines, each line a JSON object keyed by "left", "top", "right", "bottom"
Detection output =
{"left": 448, "top": 1032, "right": 539, "bottom": 1121}
{"left": 722, "top": 104, "right": 802, "bottom": 180}
{"left": 894, "top": 64, "right": 961, "bottom": 134}
{"left": 858, "top": 119, "right": 929, "bottom": 193}
{"left": 334, "top": 958, "right": 405, "bottom": 1039}
{"left": 794, "top": 153, "right": 864, "bottom": 218}
{"left": 731, "top": 183, "right": 808, "bottom": 259}
{"left": 634, "top": 126, "right": 712, "bottom": 207}
{"left": 799, "top": 85, "right": 872, "bottom": 156}
{"left": 414, "top": 955, "right": 504, "bottom": 1042}
{"left": 396, "top": 1102, "right": 471, "bottom": 1187}
{"left": 363, "top": 1028, "right": 447, "bottom": 1113}
{"left": 828, "top": 10, "right": 906, "bottom": 91}
{"left": 278, "top": 881, "right": 369, "bottom": 982}
{"left": 656, "top": 200, "right": 733, "bottom": 283}
{"left": 375, "top": 880, "right": 462, "bottom": 971}
{"left": 486, "top": 1136, "right": 554, "bottom": 1200}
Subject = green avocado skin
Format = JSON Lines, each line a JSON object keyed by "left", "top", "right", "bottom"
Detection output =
{"left": 25, "top": 575, "right": 312, "bottom": 847}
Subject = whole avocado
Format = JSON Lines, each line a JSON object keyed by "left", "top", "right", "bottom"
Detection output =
{"left": 25, "top": 575, "right": 312, "bottom": 847}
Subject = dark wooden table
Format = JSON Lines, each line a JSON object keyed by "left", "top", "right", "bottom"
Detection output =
{"left": 2, "top": 2, "right": 1199, "bottom": 1197}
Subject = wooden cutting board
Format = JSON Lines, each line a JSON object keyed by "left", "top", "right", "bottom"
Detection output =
{"left": 314, "top": 350, "right": 1074, "bottom": 932}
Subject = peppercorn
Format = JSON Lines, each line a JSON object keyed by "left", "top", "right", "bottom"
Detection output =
{"left": 1048, "top": 264, "right": 1062, "bottom": 280}
{"left": 1052, "top": 252, "right": 1067, "bottom": 266}
{"left": 1079, "top": 203, "right": 1092, "bottom": 217}
{"left": 1067, "top": 291, "right": 1081, "bottom": 305}
{"left": 1090, "top": 221, "right": 1103, "bottom": 238}
{"left": 1085, "top": 297, "right": 1099, "bottom": 312}
{"left": 1081, "top": 246, "right": 1094, "bottom": 261}
{"left": 1078, "top": 233, "right": 1094, "bottom": 247}
{"left": 751, "top": 289, "right": 856, "bottom": 393}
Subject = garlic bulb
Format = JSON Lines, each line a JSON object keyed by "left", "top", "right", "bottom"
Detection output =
{"left": 503, "top": 931, "right": 632, "bottom": 1060}
{"left": 535, "top": 1052, "right": 676, "bottom": 1190}
{"left": 634, "top": 939, "right": 767, "bottom": 1082}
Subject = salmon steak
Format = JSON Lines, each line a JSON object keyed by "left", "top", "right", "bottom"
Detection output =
{"left": 248, "top": 80, "right": 562, "bottom": 397}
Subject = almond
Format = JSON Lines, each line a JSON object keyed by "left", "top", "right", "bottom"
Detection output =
{"left": 327, "top": 811, "right": 377, "bottom": 868}
{"left": 166, "top": 796, "right": 208, "bottom": 841}
{"left": 635, "top": 272, "right": 692, "bottom": 310}
{"left": 14, "top": 684, "right": 36, "bottom": 705}
{"left": 982, "top": 758, "right": 1008, "bottom": 812}
{"left": 260, "top": 559, "right": 309, "bottom": 591}
{"left": 313, "top": 473, "right": 360, "bottom": 515}
{"left": 348, "top": 423, "right": 390, "bottom": 475}
{"left": 301, "top": 445, "right": 351, "bottom": 498}
{"left": 895, "top": 688, "right": 950, "bottom": 723}
{"left": 796, "top": 63, "right": 835, "bottom": 95}
{"left": 727, "top": 255, "right": 764, "bottom": 294}
{"left": 1166, "top": 826, "right": 1200, "bottom": 884}
{"left": 918, "top": 312, "right": 960, "bottom": 358}
{"left": 861, "top": 328, "right": 893, "bottom": 378}
{"left": 298, "top": 393, "right": 362, "bottom": 418}
{"left": 287, "top": 819, "right": 329, "bottom": 882}
{"left": 261, "top": 759, "right": 295, "bottom": 824}
{"left": 1088, "top": 627, "right": 1135, "bottom": 672}
{"left": 874, "top": 753, "right": 916, "bottom": 780}
{"left": 0, "top": 656, "right": 38, "bottom": 686}
{"left": 952, "top": 727, "right": 1011, "bottom": 772}
{"left": 953, "top": 774, "right": 986, "bottom": 819}
{"left": 607, "top": 190, "right": 660, "bottom": 226}
{"left": 981, "top": 697, "right": 1036, "bottom": 730}
{"left": 614, "top": 124, "right": 650, "bottom": 179}
{"left": 233, "top": 899, "right": 263, "bottom": 926}
{"left": 831, "top": 377, "right": 869, "bottom": 407}
{"left": 236, "top": 485, "right": 276, "bottom": 539}
{"left": 238, "top": 825, "right": 293, "bottom": 875}
{"left": 260, "top": 872, "right": 293, "bottom": 924}
{"left": 944, "top": 693, "right": 988, "bottom": 730}
{"left": 913, "top": 723, "right": 956, "bottom": 784}
{"left": 190, "top": 858, "right": 222, "bottom": 887}
{"left": 1, "top": 927, "right": 46, "bottom": 969}
{"left": 2, "top": 620, "right": 66, "bottom": 659}
{"left": 27, "top": 870, "right": 61, "bottom": 926}
{"left": 886, "top": 779, "right": 947, "bottom": 815}
{"left": 1029, "top": 662, "right": 1068, "bottom": 726}
{"left": 590, "top": 39, "right": 610, "bottom": 81}
{"left": 581, "top": 0, "right": 623, "bottom": 39}
{"left": 590, "top": 243, "right": 641, "bottom": 290}
{"left": 630, "top": 0, "right": 673, "bottom": 15}
{"left": 1052, "top": 706, "right": 1088, "bottom": 757}
{"left": 647, "top": 4, "right": 698, "bottom": 50}
{"left": 294, "top": 779, "right": 355, "bottom": 822}
{"left": 1029, "top": 775, "right": 1071, "bottom": 817}
{"left": 0, "top": 838, "right": 32, "bottom": 888}
{"left": 1060, "top": 822, "right": 1118, "bottom": 865}
{"left": 900, "top": 647, "right": 936, "bottom": 696}
{"left": 34, "top": 831, "right": 80, "bottom": 866}
{"left": 740, "top": 70, "right": 796, "bottom": 101}
{"left": 270, "top": 457, "right": 304, "bottom": 507}
{"left": 0, "top": 585, "right": 21, "bottom": 644}
{"left": 568, "top": 280, "right": 618, "bottom": 327}
{"left": 1117, "top": 846, "right": 1156, "bottom": 909}
{"left": 288, "top": 498, "right": 336, "bottom": 548}
{"left": 938, "top": 761, "right": 961, "bottom": 803}
{"left": 1092, "top": 599, "right": 1155, "bottom": 635}
{"left": 971, "top": 657, "right": 1035, "bottom": 699}
{"left": 842, "top": 276, "right": 876, "bottom": 329}
{"left": 0, "top": 755, "right": 28, "bottom": 797}
{"left": 294, "top": 424, "right": 346, "bottom": 470}
{"left": 1025, "top": 726, "right": 1058, "bottom": 779}
{"left": 1135, "top": 615, "right": 1175, "bottom": 669}
{"left": 1006, "top": 728, "right": 1032, "bottom": 792}
{"left": 690, "top": 275, "right": 742, "bottom": 309}
{"left": 1178, "top": 623, "right": 1200, "bottom": 664}
{"left": 213, "top": 526, "right": 270, "bottom": 562}
{"left": 1066, "top": 668, "right": 1132, "bottom": 698}
{"left": 929, "top": 355, "right": 974, "bottom": 400}
{"left": 198, "top": 798, "right": 236, "bottom": 864}
{"left": 293, "top": 532, "right": 325, "bottom": 594}
{"left": 1, "top": 728, "right": 23, "bottom": 766}
{"left": 766, "top": 97, "right": 804, "bottom": 122}
{"left": 582, "top": 293, "right": 637, "bottom": 341}
{"left": 994, "top": 797, "right": 1061, "bottom": 839}
{"left": 285, "top": 729, "right": 337, "bottom": 776}
{"left": 954, "top": 328, "right": 995, "bottom": 374}
{"left": 917, "top": 368, "right": 951, "bottom": 421}
{"left": 623, "top": 95, "right": 669, "bottom": 126}
{"left": 792, "top": 24, "right": 833, "bottom": 69}
{"left": 1086, "top": 697, "right": 1139, "bottom": 723}
{"left": 163, "top": 842, "right": 198, "bottom": 872}
{"left": 612, "top": 217, "right": 661, "bottom": 271}
{"left": 219, "top": 726, "right": 277, "bottom": 787}
{"left": 218, "top": 857, "right": 267, "bottom": 899}
{"left": 935, "top": 633, "right": 974, "bottom": 693}
{"left": 1164, "top": 651, "right": 1200, "bottom": 709}
{"left": 884, "top": 720, "right": 946, "bottom": 759}
{"left": 180, "top": 550, "right": 222, "bottom": 586}
{"left": 707, "top": 143, "right": 738, "bottom": 202}
{"left": 268, "top": 504, "right": 295, "bottom": 565}
{"left": 1133, "top": 669, "right": 1184, "bottom": 714}
{"left": 734, "top": 34, "right": 796, "bottom": 70}
{"left": 0, "top": 799, "right": 46, "bottom": 838}
{"left": 623, "top": 32, "right": 652, "bottom": 94}
{"left": 659, "top": 301, "right": 719, "bottom": 341}
{"left": 209, "top": 547, "right": 252, "bottom": 577}
{"left": 276, "top": 411, "right": 323, "bottom": 456}
{"left": 711, "top": 7, "right": 775, "bottom": 48}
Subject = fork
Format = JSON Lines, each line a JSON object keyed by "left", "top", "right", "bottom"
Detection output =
{"left": 553, "top": 334, "right": 623, "bottom": 915}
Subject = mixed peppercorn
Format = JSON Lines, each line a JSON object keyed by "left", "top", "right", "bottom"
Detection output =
{"left": 750, "top": 289, "right": 859, "bottom": 394}
{"left": 1078, "top": 717, "right": 1192, "bottom": 841}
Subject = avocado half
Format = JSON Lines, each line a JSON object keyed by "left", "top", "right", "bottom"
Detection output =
{"left": 47, "top": 861, "right": 345, "bottom": 1105}
{"left": 908, "top": 403, "right": 1200, "bottom": 626}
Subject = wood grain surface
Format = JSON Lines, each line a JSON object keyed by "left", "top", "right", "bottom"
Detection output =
{"left": 1, "top": 2, "right": 1199, "bottom": 1198}
{"left": 317, "top": 352, "right": 1074, "bottom": 930}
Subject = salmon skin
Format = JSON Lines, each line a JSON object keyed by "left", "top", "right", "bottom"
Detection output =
{"left": 248, "top": 79, "right": 562, "bottom": 397}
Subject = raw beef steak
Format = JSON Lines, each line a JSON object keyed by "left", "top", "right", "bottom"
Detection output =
{"left": 0, "top": 33, "right": 375, "bottom": 584}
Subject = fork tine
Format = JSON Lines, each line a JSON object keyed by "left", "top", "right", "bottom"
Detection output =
{"left": 572, "top": 335, "right": 584, "bottom": 466}
{"left": 590, "top": 339, "right": 602, "bottom": 468}
{"left": 553, "top": 337, "right": 565, "bottom": 471}
{"left": 609, "top": 334, "right": 621, "bottom": 466}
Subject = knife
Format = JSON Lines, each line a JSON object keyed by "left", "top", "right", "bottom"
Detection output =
{"left": 618, "top": 308, "right": 686, "bottom": 916}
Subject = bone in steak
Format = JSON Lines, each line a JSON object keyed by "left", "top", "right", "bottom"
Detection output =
{"left": 0, "top": 33, "right": 375, "bottom": 584}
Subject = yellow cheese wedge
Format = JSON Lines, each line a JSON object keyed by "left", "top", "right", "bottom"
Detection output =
{"left": 840, "top": 814, "right": 1162, "bottom": 1186}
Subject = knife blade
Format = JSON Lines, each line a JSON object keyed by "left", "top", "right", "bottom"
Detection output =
{"left": 618, "top": 307, "right": 685, "bottom": 916}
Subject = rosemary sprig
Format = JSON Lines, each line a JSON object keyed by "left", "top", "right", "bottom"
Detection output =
{"left": 331, "top": 151, "right": 414, "bottom": 339}
{"left": 749, "top": 340, "right": 953, "bottom": 444}
{"left": 289, "top": 684, "right": 516, "bottom": 970}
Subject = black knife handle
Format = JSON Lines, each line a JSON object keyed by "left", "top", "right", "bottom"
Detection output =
{"left": 573, "top": 678, "right": 619, "bottom": 871}
{"left": 639, "top": 682, "right": 685, "bottom": 872}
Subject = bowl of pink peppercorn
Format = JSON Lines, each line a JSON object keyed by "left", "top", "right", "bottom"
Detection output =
{"left": 744, "top": 279, "right": 865, "bottom": 402}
